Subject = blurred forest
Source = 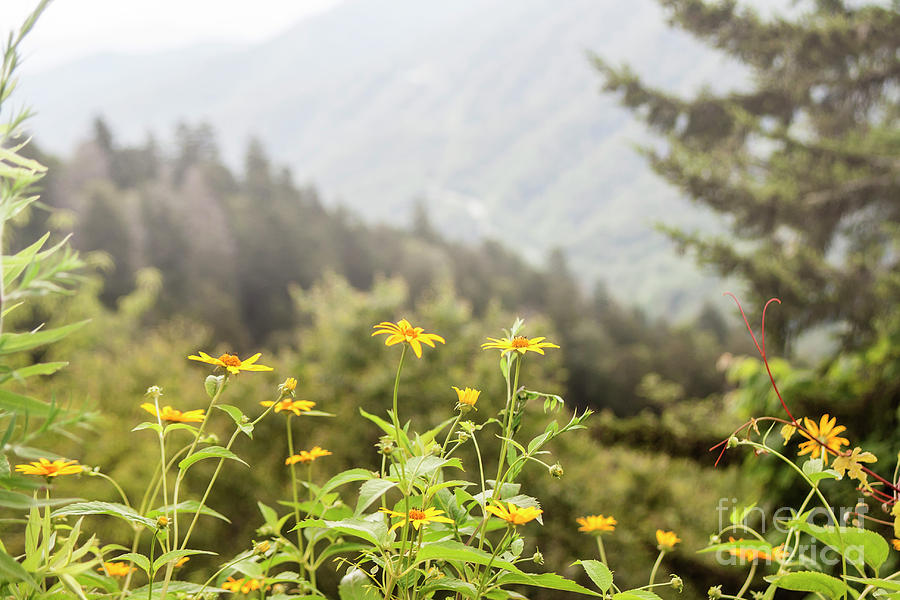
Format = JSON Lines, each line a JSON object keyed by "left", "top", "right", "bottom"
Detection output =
{"left": 4, "top": 0, "right": 899, "bottom": 597}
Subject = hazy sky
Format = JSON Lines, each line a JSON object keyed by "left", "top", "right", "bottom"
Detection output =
{"left": 5, "top": 0, "right": 343, "bottom": 72}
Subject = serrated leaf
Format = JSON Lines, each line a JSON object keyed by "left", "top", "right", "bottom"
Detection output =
{"left": 764, "top": 571, "right": 846, "bottom": 598}
{"left": 613, "top": 591, "right": 663, "bottom": 600}
{"left": 496, "top": 572, "right": 603, "bottom": 596}
{"left": 787, "top": 519, "right": 888, "bottom": 572}
{"left": 153, "top": 549, "right": 215, "bottom": 572}
{"left": 0, "top": 548, "right": 37, "bottom": 587}
{"left": 576, "top": 559, "right": 613, "bottom": 592}
{"left": 0, "top": 320, "right": 88, "bottom": 355}
{"left": 339, "top": 567, "right": 381, "bottom": 600}
{"left": 216, "top": 404, "right": 253, "bottom": 437}
{"left": 415, "top": 540, "right": 520, "bottom": 573}
{"left": 52, "top": 501, "right": 156, "bottom": 528}
{"left": 111, "top": 552, "right": 151, "bottom": 573}
{"left": 355, "top": 479, "right": 396, "bottom": 515}
{"left": 178, "top": 446, "right": 248, "bottom": 470}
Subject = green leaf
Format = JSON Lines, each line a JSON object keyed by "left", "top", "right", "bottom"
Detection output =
{"left": 418, "top": 577, "right": 478, "bottom": 598}
{"left": 205, "top": 375, "right": 222, "bottom": 398}
{"left": 415, "top": 540, "right": 520, "bottom": 573}
{"left": 52, "top": 501, "right": 156, "bottom": 528}
{"left": 129, "top": 580, "right": 228, "bottom": 599}
{"left": 153, "top": 549, "right": 215, "bottom": 572}
{"left": 215, "top": 404, "right": 253, "bottom": 437}
{"left": 111, "top": 552, "right": 151, "bottom": 574}
{"left": 355, "top": 479, "right": 396, "bottom": 515}
{"left": 178, "top": 446, "right": 248, "bottom": 471}
{"left": 0, "top": 320, "right": 88, "bottom": 355}
{"left": 339, "top": 568, "right": 381, "bottom": 600}
{"left": 318, "top": 468, "right": 376, "bottom": 496}
{"left": 613, "top": 591, "right": 663, "bottom": 600}
{"left": 132, "top": 422, "right": 163, "bottom": 434}
{"left": 0, "top": 489, "right": 76, "bottom": 510}
{"left": 788, "top": 519, "right": 889, "bottom": 573}
{"left": 0, "top": 388, "right": 56, "bottom": 419}
{"left": 0, "top": 548, "right": 37, "bottom": 587}
{"left": 802, "top": 458, "right": 840, "bottom": 483}
{"left": 576, "top": 559, "right": 613, "bottom": 592}
{"left": 0, "top": 361, "right": 67, "bottom": 383}
{"left": 844, "top": 576, "right": 900, "bottom": 592}
{"left": 764, "top": 571, "right": 846, "bottom": 598}
{"left": 296, "top": 517, "right": 388, "bottom": 547}
{"left": 495, "top": 572, "right": 603, "bottom": 596}
{"left": 147, "top": 501, "right": 230, "bottom": 523}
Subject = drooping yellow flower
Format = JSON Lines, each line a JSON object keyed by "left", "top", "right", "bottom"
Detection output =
{"left": 175, "top": 556, "right": 190, "bottom": 568}
{"left": 797, "top": 414, "right": 849, "bottom": 463}
{"left": 285, "top": 446, "right": 332, "bottom": 465}
{"left": 576, "top": 514, "right": 617, "bottom": 533}
{"left": 260, "top": 398, "right": 316, "bottom": 416}
{"left": 486, "top": 502, "right": 543, "bottom": 526}
{"left": 892, "top": 539, "right": 900, "bottom": 552}
{"left": 98, "top": 562, "right": 135, "bottom": 577}
{"left": 452, "top": 386, "right": 480, "bottom": 408}
{"left": 727, "top": 537, "right": 784, "bottom": 562}
{"left": 832, "top": 446, "right": 877, "bottom": 488}
{"left": 380, "top": 506, "right": 454, "bottom": 531}
{"left": 656, "top": 529, "right": 681, "bottom": 550}
{"left": 222, "top": 577, "right": 262, "bottom": 594}
{"left": 372, "top": 319, "right": 445, "bottom": 358}
{"left": 187, "top": 351, "right": 273, "bottom": 375}
{"left": 481, "top": 335, "right": 559, "bottom": 356}
{"left": 140, "top": 403, "right": 205, "bottom": 423}
{"left": 15, "top": 458, "right": 83, "bottom": 478}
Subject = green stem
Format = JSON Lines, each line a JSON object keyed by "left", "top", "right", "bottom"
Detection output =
{"left": 735, "top": 561, "right": 757, "bottom": 599}
{"left": 152, "top": 394, "right": 171, "bottom": 552}
{"left": 597, "top": 536, "right": 609, "bottom": 566}
{"left": 390, "top": 344, "right": 408, "bottom": 454}
{"left": 648, "top": 549, "right": 664, "bottom": 585}
{"left": 285, "top": 415, "right": 306, "bottom": 578}
{"left": 475, "top": 527, "right": 512, "bottom": 598}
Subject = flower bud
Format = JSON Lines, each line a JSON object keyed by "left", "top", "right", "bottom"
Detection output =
{"left": 670, "top": 575, "right": 683, "bottom": 593}
{"left": 254, "top": 541, "right": 271, "bottom": 554}
{"left": 157, "top": 516, "right": 169, "bottom": 528}
{"left": 708, "top": 585, "right": 722, "bottom": 599}
{"left": 549, "top": 463, "right": 564, "bottom": 479}
{"left": 146, "top": 386, "right": 164, "bottom": 399}
{"left": 532, "top": 550, "right": 544, "bottom": 565}
{"left": 726, "top": 436, "right": 739, "bottom": 449}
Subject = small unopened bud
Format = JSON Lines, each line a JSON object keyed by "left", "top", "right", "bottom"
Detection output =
{"left": 157, "top": 516, "right": 169, "bottom": 528}
{"left": 146, "top": 386, "right": 163, "bottom": 399}
{"left": 549, "top": 463, "right": 564, "bottom": 479}
{"left": 708, "top": 585, "right": 722, "bottom": 599}
{"left": 280, "top": 377, "right": 298, "bottom": 397}
{"left": 726, "top": 436, "right": 739, "bottom": 449}
{"left": 751, "top": 592, "right": 764, "bottom": 600}
{"left": 709, "top": 534, "right": 721, "bottom": 544}
{"left": 376, "top": 436, "right": 395, "bottom": 456}
{"left": 202, "top": 433, "right": 219, "bottom": 445}
{"left": 670, "top": 575, "right": 683, "bottom": 593}
{"left": 532, "top": 550, "right": 544, "bottom": 565}
{"left": 254, "top": 541, "right": 271, "bottom": 554}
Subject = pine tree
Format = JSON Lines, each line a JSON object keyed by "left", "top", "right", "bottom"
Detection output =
{"left": 593, "top": 0, "right": 899, "bottom": 350}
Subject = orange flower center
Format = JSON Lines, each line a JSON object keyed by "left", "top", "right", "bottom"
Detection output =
{"left": 408, "top": 509, "right": 427, "bottom": 520}
{"left": 401, "top": 326, "right": 416, "bottom": 338}
{"left": 44, "top": 465, "right": 61, "bottom": 475}
{"left": 218, "top": 353, "right": 242, "bottom": 367}
{"left": 511, "top": 336, "right": 530, "bottom": 348}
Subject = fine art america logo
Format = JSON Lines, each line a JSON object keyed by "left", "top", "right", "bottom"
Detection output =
{"left": 713, "top": 497, "right": 871, "bottom": 566}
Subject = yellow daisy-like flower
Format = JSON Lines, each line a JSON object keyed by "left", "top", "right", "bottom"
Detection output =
{"left": 222, "top": 577, "right": 262, "bottom": 594}
{"left": 481, "top": 335, "right": 559, "bottom": 356}
{"left": 485, "top": 502, "right": 543, "bottom": 526}
{"left": 452, "top": 386, "right": 480, "bottom": 408}
{"left": 892, "top": 539, "right": 900, "bottom": 552}
{"left": 576, "top": 514, "right": 617, "bottom": 533}
{"left": 380, "top": 506, "right": 454, "bottom": 532}
{"left": 656, "top": 529, "right": 681, "bottom": 550}
{"left": 15, "top": 458, "right": 83, "bottom": 478}
{"left": 371, "top": 319, "right": 445, "bottom": 358}
{"left": 285, "top": 446, "right": 332, "bottom": 465}
{"left": 98, "top": 562, "right": 135, "bottom": 577}
{"left": 140, "top": 403, "right": 205, "bottom": 423}
{"left": 187, "top": 351, "right": 273, "bottom": 375}
{"left": 260, "top": 398, "right": 316, "bottom": 416}
{"left": 797, "top": 414, "right": 850, "bottom": 463}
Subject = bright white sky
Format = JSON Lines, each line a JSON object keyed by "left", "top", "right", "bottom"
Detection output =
{"left": 4, "top": 0, "right": 343, "bottom": 73}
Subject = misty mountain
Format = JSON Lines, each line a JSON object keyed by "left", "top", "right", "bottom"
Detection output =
{"left": 20, "top": 0, "right": 747, "bottom": 315}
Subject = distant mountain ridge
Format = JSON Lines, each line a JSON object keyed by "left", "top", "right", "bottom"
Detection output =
{"left": 20, "top": 0, "right": 746, "bottom": 316}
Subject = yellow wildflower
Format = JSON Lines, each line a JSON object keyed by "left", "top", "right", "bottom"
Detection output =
{"left": 486, "top": 502, "right": 543, "bottom": 526}
{"left": 285, "top": 446, "right": 332, "bottom": 465}
{"left": 98, "top": 562, "right": 135, "bottom": 577}
{"left": 481, "top": 335, "right": 559, "bottom": 356}
{"left": 260, "top": 398, "right": 316, "bottom": 416}
{"left": 175, "top": 556, "right": 189, "bottom": 567}
{"left": 15, "top": 458, "right": 83, "bottom": 477}
{"left": 188, "top": 351, "right": 273, "bottom": 375}
{"left": 576, "top": 514, "right": 617, "bottom": 533}
{"left": 452, "top": 386, "right": 480, "bottom": 408}
{"left": 892, "top": 539, "right": 900, "bottom": 552}
{"left": 380, "top": 506, "right": 454, "bottom": 531}
{"left": 727, "top": 537, "right": 784, "bottom": 562}
{"left": 656, "top": 529, "right": 681, "bottom": 550}
{"left": 780, "top": 423, "right": 796, "bottom": 445}
{"left": 371, "top": 319, "right": 445, "bottom": 358}
{"left": 832, "top": 447, "right": 877, "bottom": 487}
{"left": 797, "top": 414, "right": 849, "bottom": 463}
{"left": 222, "top": 577, "right": 262, "bottom": 594}
{"left": 140, "top": 403, "right": 205, "bottom": 423}
{"left": 281, "top": 377, "right": 298, "bottom": 392}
